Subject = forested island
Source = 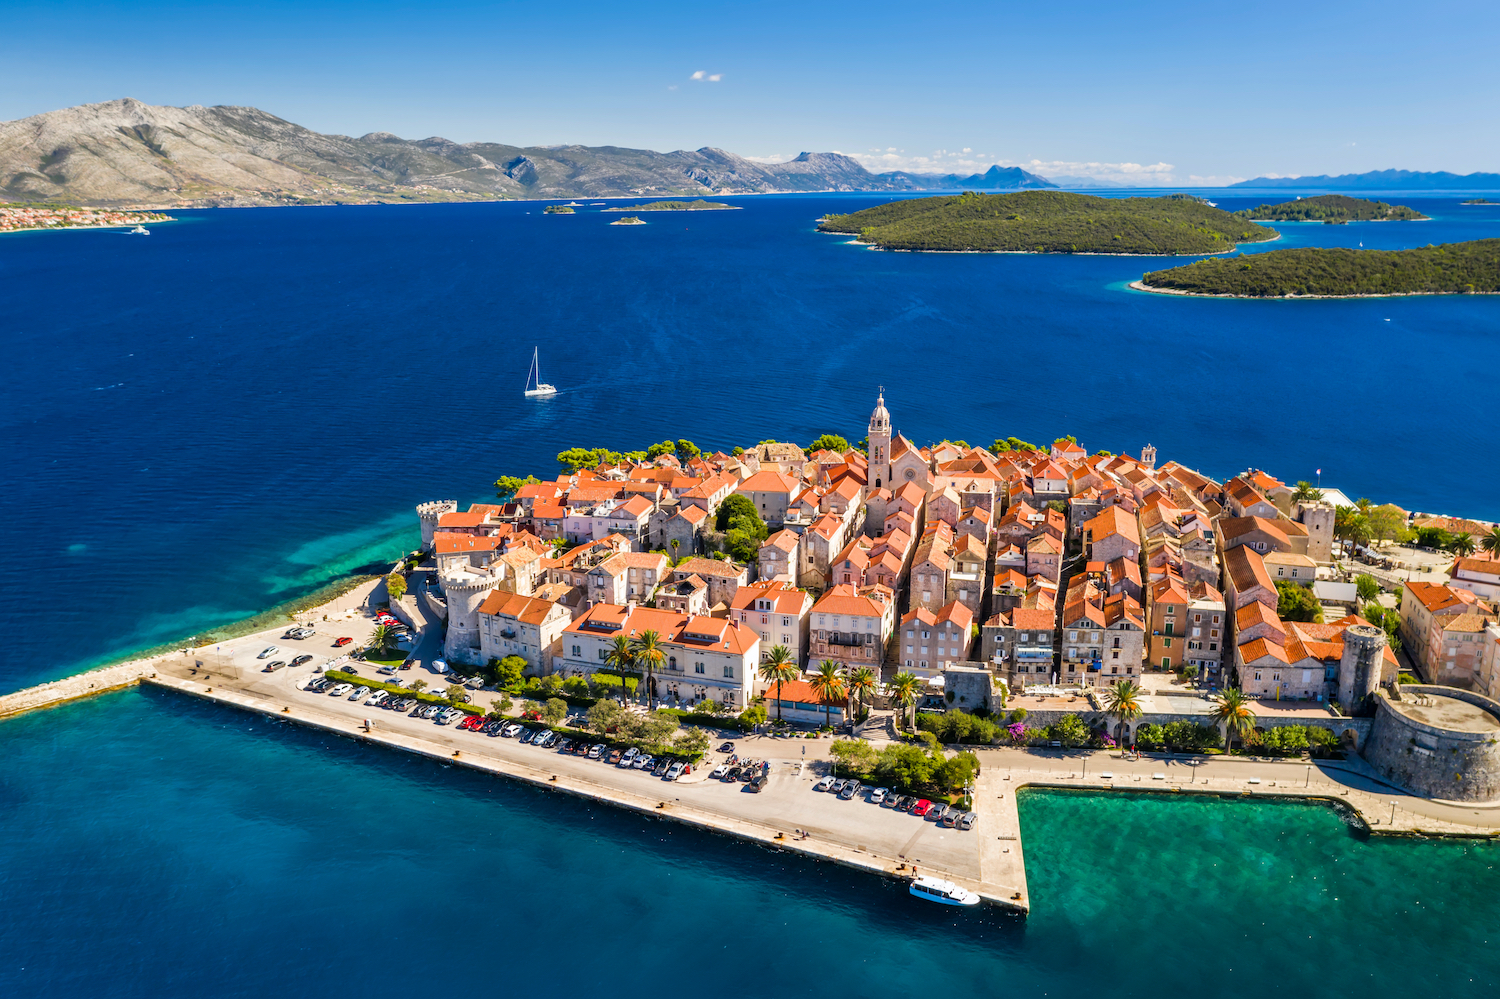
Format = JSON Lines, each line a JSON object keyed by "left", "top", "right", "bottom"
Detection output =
{"left": 603, "top": 200, "right": 738, "bottom": 212}
{"left": 543, "top": 205, "right": 575, "bottom": 214}
{"left": 816, "top": 191, "right": 1278, "bottom": 254}
{"left": 1463, "top": 198, "right": 1495, "bottom": 205}
{"left": 1134, "top": 239, "right": 1500, "bottom": 298}
{"left": 1241, "top": 195, "right": 1428, "bottom": 223}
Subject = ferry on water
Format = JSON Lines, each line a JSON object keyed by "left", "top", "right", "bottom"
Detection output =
{"left": 130, "top": 225, "right": 150, "bottom": 234}
{"left": 909, "top": 875, "right": 981, "bottom": 906}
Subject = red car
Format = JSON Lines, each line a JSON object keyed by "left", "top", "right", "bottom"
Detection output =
{"left": 911, "top": 799, "right": 934, "bottom": 817}
{"left": 333, "top": 637, "right": 353, "bottom": 647}
{"left": 459, "top": 715, "right": 481, "bottom": 731}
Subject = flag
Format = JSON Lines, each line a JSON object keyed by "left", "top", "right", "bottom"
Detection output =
{"left": 1316, "top": 468, "right": 1321, "bottom": 475}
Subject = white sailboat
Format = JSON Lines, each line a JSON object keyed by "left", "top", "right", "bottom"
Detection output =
{"left": 524, "top": 347, "right": 557, "bottom": 397}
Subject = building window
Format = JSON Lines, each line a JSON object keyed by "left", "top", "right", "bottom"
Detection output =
{"left": 1254, "top": 671, "right": 1261, "bottom": 681}
{"left": 572, "top": 645, "right": 581, "bottom": 657}
{"left": 695, "top": 662, "right": 705, "bottom": 674}
{"left": 598, "top": 649, "right": 608, "bottom": 660}
{"left": 1163, "top": 638, "right": 1171, "bottom": 649}
{"left": 669, "top": 656, "right": 677, "bottom": 669}
{"left": 723, "top": 665, "right": 734, "bottom": 678}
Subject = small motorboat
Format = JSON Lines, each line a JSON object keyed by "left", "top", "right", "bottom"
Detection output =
{"left": 909, "top": 875, "right": 981, "bottom": 906}
{"left": 129, "top": 225, "right": 150, "bottom": 234}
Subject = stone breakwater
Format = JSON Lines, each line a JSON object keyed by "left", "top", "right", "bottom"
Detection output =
{"left": 0, "top": 660, "right": 161, "bottom": 719}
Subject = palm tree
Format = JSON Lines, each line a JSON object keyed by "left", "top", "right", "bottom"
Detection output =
{"left": 1450, "top": 533, "right": 1477, "bottom": 557}
{"left": 631, "top": 629, "right": 667, "bottom": 708}
{"left": 1482, "top": 527, "right": 1500, "bottom": 558}
{"left": 371, "top": 624, "right": 398, "bottom": 656}
{"left": 807, "top": 660, "right": 848, "bottom": 731}
{"left": 886, "top": 671, "right": 921, "bottom": 730}
{"left": 757, "top": 645, "right": 799, "bottom": 723}
{"left": 1103, "top": 679, "right": 1144, "bottom": 745}
{"left": 669, "top": 537, "right": 682, "bottom": 565}
{"left": 846, "top": 665, "right": 878, "bottom": 723}
{"left": 1210, "top": 688, "right": 1257, "bottom": 754}
{"left": 1290, "top": 481, "right": 1320, "bottom": 505}
{"left": 603, "top": 634, "right": 634, "bottom": 704}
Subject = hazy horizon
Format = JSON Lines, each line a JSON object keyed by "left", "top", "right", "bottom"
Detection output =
{"left": 3, "top": 0, "right": 1497, "bottom": 186}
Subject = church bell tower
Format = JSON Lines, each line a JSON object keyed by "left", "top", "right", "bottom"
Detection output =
{"left": 868, "top": 387, "right": 892, "bottom": 489}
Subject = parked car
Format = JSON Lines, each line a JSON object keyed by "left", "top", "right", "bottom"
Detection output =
{"left": 893, "top": 795, "right": 914, "bottom": 812}
{"left": 257, "top": 646, "right": 280, "bottom": 659}
{"left": 651, "top": 758, "right": 671, "bottom": 777}
{"left": 748, "top": 774, "right": 769, "bottom": 793}
{"left": 327, "top": 684, "right": 353, "bottom": 697}
{"left": 830, "top": 778, "right": 847, "bottom": 795}
{"left": 587, "top": 744, "right": 604, "bottom": 760}
{"left": 838, "top": 781, "right": 860, "bottom": 800}
{"left": 927, "top": 803, "right": 949, "bottom": 822}
{"left": 725, "top": 766, "right": 743, "bottom": 782}
{"left": 911, "top": 799, "right": 933, "bottom": 817}
{"left": 608, "top": 749, "right": 623, "bottom": 764}
{"left": 711, "top": 765, "right": 730, "bottom": 779}
{"left": 739, "top": 766, "right": 758, "bottom": 783}
{"left": 333, "top": 637, "right": 353, "bottom": 647}
{"left": 957, "top": 812, "right": 978, "bottom": 831}
{"left": 633, "top": 754, "right": 652, "bottom": 771}
{"left": 620, "top": 747, "right": 639, "bottom": 767}
{"left": 665, "top": 762, "right": 685, "bottom": 780}
{"left": 813, "top": 776, "right": 836, "bottom": 792}
{"left": 502, "top": 723, "right": 522, "bottom": 738}
{"left": 285, "top": 627, "right": 315, "bottom": 640}
{"left": 263, "top": 661, "right": 286, "bottom": 672}
{"left": 868, "top": 787, "right": 889, "bottom": 804}
{"left": 365, "top": 690, "right": 388, "bottom": 706}
{"left": 538, "top": 731, "right": 558, "bottom": 747}
{"left": 348, "top": 685, "right": 371, "bottom": 701}
{"left": 290, "top": 655, "right": 314, "bottom": 666}
{"left": 939, "top": 809, "right": 959, "bottom": 828}
{"left": 718, "top": 742, "right": 735, "bottom": 753}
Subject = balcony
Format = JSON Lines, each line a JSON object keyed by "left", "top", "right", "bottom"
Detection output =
{"left": 825, "top": 634, "right": 871, "bottom": 648}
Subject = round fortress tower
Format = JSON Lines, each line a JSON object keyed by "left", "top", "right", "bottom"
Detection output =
{"left": 416, "top": 500, "right": 458, "bottom": 550}
{"left": 1338, "top": 624, "right": 1386, "bottom": 715}
{"left": 1363, "top": 685, "right": 1500, "bottom": 802}
{"left": 438, "top": 568, "right": 494, "bottom": 665}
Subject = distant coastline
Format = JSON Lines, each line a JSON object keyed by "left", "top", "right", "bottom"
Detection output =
{"left": 1128, "top": 279, "right": 1500, "bottom": 300}
{"left": 0, "top": 206, "right": 175, "bottom": 235}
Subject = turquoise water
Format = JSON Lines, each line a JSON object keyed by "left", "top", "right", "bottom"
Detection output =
{"left": 2, "top": 689, "right": 1496, "bottom": 997}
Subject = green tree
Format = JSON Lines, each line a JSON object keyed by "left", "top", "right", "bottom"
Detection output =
{"left": 385, "top": 573, "right": 407, "bottom": 602}
{"left": 631, "top": 629, "right": 668, "bottom": 707}
{"left": 603, "top": 635, "right": 636, "bottom": 703}
{"left": 829, "top": 738, "right": 878, "bottom": 778}
{"left": 808, "top": 661, "right": 848, "bottom": 729}
{"left": 587, "top": 698, "right": 625, "bottom": 733}
{"left": 887, "top": 671, "right": 921, "bottom": 729}
{"left": 1450, "top": 533, "right": 1477, "bottom": 557}
{"left": 410, "top": 678, "right": 428, "bottom": 693}
{"left": 371, "top": 624, "right": 400, "bottom": 655}
{"left": 444, "top": 683, "right": 467, "bottom": 703}
{"left": 845, "top": 665, "right": 878, "bottom": 720}
{"left": 1211, "top": 688, "right": 1257, "bottom": 753}
{"left": 1048, "top": 714, "right": 1089, "bottom": 747}
{"left": 676, "top": 439, "right": 701, "bottom": 462}
{"left": 808, "top": 434, "right": 851, "bottom": 454}
{"left": 1103, "top": 679, "right": 1144, "bottom": 743}
{"left": 1355, "top": 574, "right": 1380, "bottom": 602}
{"left": 646, "top": 440, "right": 676, "bottom": 460}
{"left": 1290, "top": 481, "right": 1320, "bottom": 504}
{"left": 724, "top": 526, "right": 763, "bottom": 564}
{"left": 557, "top": 447, "right": 623, "bottom": 472}
{"left": 1334, "top": 506, "right": 1371, "bottom": 548}
{"left": 873, "top": 743, "right": 937, "bottom": 793}
{"left": 1276, "top": 580, "right": 1323, "bottom": 623}
{"left": 669, "top": 537, "right": 682, "bottom": 565}
{"left": 935, "top": 751, "right": 979, "bottom": 794}
{"left": 1365, "top": 503, "right": 1409, "bottom": 546}
{"left": 757, "top": 645, "right": 800, "bottom": 723}
{"left": 673, "top": 726, "right": 710, "bottom": 757}
{"left": 492, "top": 655, "right": 527, "bottom": 689}
{"left": 486, "top": 700, "right": 508, "bottom": 721}
{"left": 715, "top": 494, "right": 761, "bottom": 532}
{"left": 1483, "top": 527, "right": 1500, "bottom": 557}
{"left": 543, "top": 697, "right": 568, "bottom": 724}
{"left": 494, "top": 474, "right": 541, "bottom": 499}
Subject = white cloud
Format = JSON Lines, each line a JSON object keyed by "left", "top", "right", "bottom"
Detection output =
{"left": 690, "top": 70, "right": 722, "bottom": 82}
{"left": 691, "top": 70, "right": 705, "bottom": 80}
{"left": 743, "top": 154, "right": 790, "bottom": 164}
{"left": 708, "top": 73, "right": 722, "bottom": 82}
{"left": 835, "top": 149, "right": 1242, "bottom": 185}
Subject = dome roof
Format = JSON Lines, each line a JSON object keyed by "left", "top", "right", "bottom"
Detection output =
{"left": 870, "top": 390, "right": 890, "bottom": 425}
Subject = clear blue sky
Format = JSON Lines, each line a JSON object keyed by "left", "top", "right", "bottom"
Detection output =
{"left": 3, "top": 0, "right": 1497, "bottom": 184}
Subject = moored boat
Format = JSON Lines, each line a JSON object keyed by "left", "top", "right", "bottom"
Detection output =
{"left": 909, "top": 875, "right": 980, "bottom": 906}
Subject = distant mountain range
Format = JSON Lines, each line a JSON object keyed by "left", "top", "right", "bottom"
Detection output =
{"left": 0, "top": 99, "right": 1054, "bottom": 207}
{"left": 1230, "top": 169, "right": 1500, "bottom": 191}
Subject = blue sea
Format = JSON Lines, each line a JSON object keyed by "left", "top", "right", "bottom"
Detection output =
{"left": 3, "top": 191, "right": 1500, "bottom": 996}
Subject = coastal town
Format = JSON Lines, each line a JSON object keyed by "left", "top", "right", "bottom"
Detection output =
{"left": 0, "top": 204, "right": 174, "bottom": 233}
{"left": 5, "top": 391, "right": 1500, "bottom": 913}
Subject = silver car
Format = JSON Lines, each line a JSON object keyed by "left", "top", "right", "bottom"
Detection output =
{"left": 348, "top": 685, "right": 371, "bottom": 701}
{"left": 957, "top": 811, "right": 978, "bottom": 831}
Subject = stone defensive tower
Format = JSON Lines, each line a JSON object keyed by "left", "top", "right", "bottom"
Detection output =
{"left": 1338, "top": 624, "right": 1387, "bottom": 714}
{"left": 438, "top": 569, "right": 495, "bottom": 665}
{"left": 1140, "top": 444, "right": 1156, "bottom": 471}
{"left": 1298, "top": 502, "right": 1335, "bottom": 563}
{"left": 417, "top": 500, "right": 458, "bottom": 550}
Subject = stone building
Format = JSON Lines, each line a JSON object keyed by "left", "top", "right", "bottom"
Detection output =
{"left": 477, "top": 591, "right": 572, "bottom": 674}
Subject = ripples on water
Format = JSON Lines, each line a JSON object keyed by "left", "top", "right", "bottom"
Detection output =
{"left": 1, "top": 689, "right": 1496, "bottom": 997}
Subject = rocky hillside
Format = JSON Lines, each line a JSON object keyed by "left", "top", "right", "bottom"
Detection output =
{"left": 0, "top": 99, "right": 1050, "bottom": 207}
